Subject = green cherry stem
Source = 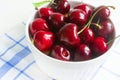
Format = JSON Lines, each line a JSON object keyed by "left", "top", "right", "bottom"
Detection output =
{"left": 77, "top": 6, "right": 115, "bottom": 35}
{"left": 89, "top": 18, "right": 102, "bottom": 29}
{"left": 91, "top": 23, "right": 102, "bottom": 29}
{"left": 77, "top": 6, "right": 103, "bottom": 34}
{"left": 107, "top": 35, "right": 120, "bottom": 45}
{"left": 48, "top": 0, "right": 56, "bottom": 7}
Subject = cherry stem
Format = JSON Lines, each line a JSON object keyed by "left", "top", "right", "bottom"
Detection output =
{"left": 77, "top": 5, "right": 115, "bottom": 35}
{"left": 96, "top": 18, "right": 100, "bottom": 24}
{"left": 77, "top": 6, "right": 103, "bottom": 34}
{"left": 107, "top": 6, "right": 115, "bottom": 10}
{"left": 91, "top": 23, "right": 102, "bottom": 29}
{"left": 90, "top": 18, "right": 101, "bottom": 29}
{"left": 31, "top": 39, "right": 34, "bottom": 44}
{"left": 107, "top": 35, "right": 120, "bottom": 45}
{"left": 48, "top": 0, "right": 56, "bottom": 7}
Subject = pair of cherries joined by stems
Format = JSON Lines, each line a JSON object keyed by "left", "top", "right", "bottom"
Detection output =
{"left": 29, "top": 0, "right": 116, "bottom": 61}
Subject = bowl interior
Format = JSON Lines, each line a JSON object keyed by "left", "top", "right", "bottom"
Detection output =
{"left": 26, "top": 0, "right": 116, "bottom": 64}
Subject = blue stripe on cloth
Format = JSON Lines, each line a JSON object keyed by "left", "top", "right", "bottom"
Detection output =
{"left": 0, "top": 34, "right": 26, "bottom": 57}
{"left": 13, "top": 61, "right": 35, "bottom": 80}
{"left": 0, "top": 58, "right": 34, "bottom": 80}
{"left": 5, "top": 33, "right": 26, "bottom": 48}
{"left": 0, "top": 46, "right": 31, "bottom": 78}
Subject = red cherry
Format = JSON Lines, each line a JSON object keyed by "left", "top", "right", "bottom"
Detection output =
{"left": 92, "top": 37, "right": 108, "bottom": 56}
{"left": 33, "top": 30, "right": 54, "bottom": 52}
{"left": 97, "top": 19, "right": 115, "bottom": 41}
{"left": 74, "top": 44, "right": 92, "bottom": 61}
{"left": 55, "top": 0, "right": 70, "bottom": 14}
{"left": 38, "top": 7, "right": 53, "bottom": 20}
{"left": 29, "top": 1, "right": 116, "bottom": 61}
{"left": 74, "top": 3, "right": 94, "bottom": 19}
{"left": 51, "top": 45, "right": 70, "bottom": 61}
{"left": 69, "top": 9, "right": 87, "bottom": 26}
{"left": 91, "top": 19, "right": 115, "bottom": 41}
{"left": 29, "top": 18, "right": 49, "bottom": 37}
{"left": 79, "top": 27, "right": 94, "bottom": 44}
{"left": 48, "top": 12, "right": 64, "bottom": 31}
{"left": 94, "top": 6, "right": 110, "bottom": 20}
{"left": 54, "top": 0, "right": 67, "bottom": 3}
{"left": 59, "top": 23, "right": 80, "bottom": 47}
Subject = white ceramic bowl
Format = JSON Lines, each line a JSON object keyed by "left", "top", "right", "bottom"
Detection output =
{"left": 26, "top": 0, "right": 117, "bottom": 80}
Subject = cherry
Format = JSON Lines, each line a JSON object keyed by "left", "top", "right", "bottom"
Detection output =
{"left": 54, "top": 0, "right": 67, "bottom": 3}
{"left": 51, "top": 45, "right": 70, "bottom": 61}
{"left": 48, "top": 12, "right": 64, "bottom": 31}
{"left": 50, "top": 0, "right": 69, "bottom": 14}
{"left": 33, "top": 30, "right": 54, "bottom": 52}
{"left": 30, "top": 0, "right": 116, "bottom": 61}
{"left": 94, "top": 6, "right": 110, "bottom": 20}
{"left": 38, "top": 7, "right": 53, "bottom": 20}
{"left": 74, "top": 3, "right": 94, "bottom": 19}
{"left": 91, "top": 19, "right": 115, "bottom": 41}
{"left": 74, "top": 44, "right": 92, "bottom": 61}
{"left": 97, "top": 19, "right": 115, "bottom": 41}
{"left": 55, "top": 0, "right": 70, "bottom": 14}
{"left": 59, "top": 23, "right": 80, "bottom": 47}
{"left": 79, "top": 27, "right": 94, "bottom": 44}
{"left": 69, "top": 9, "right": 87, "bottom": 26}
{"left": 29, "top": 18, "right": 49, "bottom": 37}
{"left": 92, "top": 37, "right": 108, "bottom": 56}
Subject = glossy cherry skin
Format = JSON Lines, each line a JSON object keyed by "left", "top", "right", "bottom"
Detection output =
{"left": 55, "top": 0, "right": 70, "bottom": 14}
{"left": 59, "top": 23, "right": 80, "bottom": 47}
{"left": 92, "top": 37, "right": 108, "bottom": 56}
{"left": 97, "top": 19, "right": 115, "bottom": 41}
{"left": 48, "top": 12, "right": 64, "bottom": 31}
{"left": 51, "top": 0, "right": 69, "bottom": 12}
{"left": 69, "top": 9, "right": 87, "bottom": 26}
{"left": 91, "top": 19, "right": 115, "bottom": 41}
{"left": 74, "top": 3, "right": 94, "bottom": 19}
{"left": 51, "top": 45, "right": 70, "bottom": 61}
{"left": 74, "top": 44, "right": 92, "bottom": 61}
{"left": 79, "top": 27, "right": 94, "bottom": 44}
{"left": 33, "top": 30, "right": 54, "bottom": 52}
{"left": 38, "top": 7, "right": 53, "bottom": 20}
{"left": 94, "top": 6, "right": 110, "bottom": 19}
{"left": 29, "top": 18, "right": 49, "bottom": 37}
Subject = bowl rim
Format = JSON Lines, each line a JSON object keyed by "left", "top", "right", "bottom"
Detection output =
{"left": 25, "top": 0, "right": 116, "bottom": 64}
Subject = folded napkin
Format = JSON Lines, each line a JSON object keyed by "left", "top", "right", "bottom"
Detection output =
{"left": 0, "top": 22, "right": 53, "bottom": 80}
{"left": 0, "top": 22, "right": 120, "bottom": 80}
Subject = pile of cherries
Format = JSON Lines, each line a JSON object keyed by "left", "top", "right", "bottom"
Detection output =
{"left": 29, "top": 0, "right": 115, "bottom": 61}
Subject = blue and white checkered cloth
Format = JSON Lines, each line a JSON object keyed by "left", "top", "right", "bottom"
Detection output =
{"left": 0, "top": 22, "right": 53, "bottom": 80}
{"left": 0, "top": 22, "right": 120, "bottom": 80}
